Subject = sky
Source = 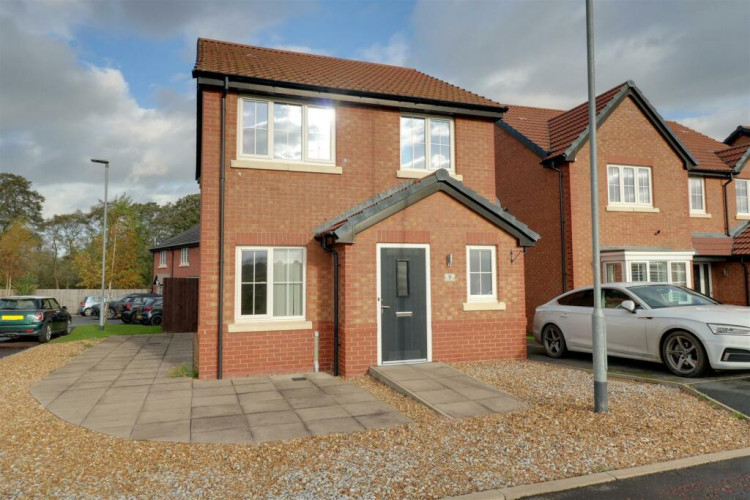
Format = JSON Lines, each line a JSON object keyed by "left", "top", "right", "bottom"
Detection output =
{"left": 1, "top": 0, "right": 748, "bottom": 219}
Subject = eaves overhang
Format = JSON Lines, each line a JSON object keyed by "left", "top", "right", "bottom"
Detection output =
{"left": 194, "top": 73, "right": 507, "bottom": 119}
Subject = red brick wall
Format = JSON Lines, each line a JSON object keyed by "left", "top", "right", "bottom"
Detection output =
{"left": 494, "top": 126, "right": 567, "bottom": 326}
{"left": 338, "top": 192, "right": 528, "bottom": 375}
{"left": 152, "top": 246, "right": 201, "bottom": 282}
{"left": 711, "top": 261, "right": 749, "bottom": 305}
{"left": 196, "top": 89, "right": 509, "bottom": 379}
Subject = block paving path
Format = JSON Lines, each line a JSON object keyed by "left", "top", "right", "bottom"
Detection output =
{"left": 370, "top": 362, "right": 524, "bottom": 418}
{"left": 30, "top": 333, "right": 410, "bottom": 443}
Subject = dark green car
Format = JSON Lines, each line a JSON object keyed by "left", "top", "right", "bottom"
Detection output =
{"left": 0, "top": 296, "right": 72, "bottom": 343}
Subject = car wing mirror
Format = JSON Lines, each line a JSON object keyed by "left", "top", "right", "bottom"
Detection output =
{"left": 619, "top": 300, "right": 637, "bottom": 313}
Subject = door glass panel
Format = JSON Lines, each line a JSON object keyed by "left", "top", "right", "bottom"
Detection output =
{"left": 397, "top": 260, "right": 409, "bottom": 297}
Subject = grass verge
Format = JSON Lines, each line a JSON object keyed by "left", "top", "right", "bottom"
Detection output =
{"left": 52, "top": 324, "right": 163, "bottom": 343}
{"left": 168, "top": 362, "right": 198, "bottom": 378}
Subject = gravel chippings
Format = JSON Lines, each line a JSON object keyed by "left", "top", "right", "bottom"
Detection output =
{"left": 2, "top": 343, "right": 749, "bottom": 499}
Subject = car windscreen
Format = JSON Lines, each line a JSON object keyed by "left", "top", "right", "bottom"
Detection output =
{"left": 628, "top": 285, "right": 718, "bottom": 309}
{"left": 0, "top": 298, "right": 38, "bottom": 310}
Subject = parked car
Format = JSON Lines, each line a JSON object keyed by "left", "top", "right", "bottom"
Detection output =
{"left": 78, "top": 295, "right": 104, "bottom": 316}
{"left": 94, "top": 293, "right": 161, "bottom": 319}
{"left": 0, "top": 296, "right": 72, "bottom": 343}
{"left": 121, "top": 296, "right": 160, "bottom": 324}
{"left": 532, "top": 283, "right": 750, "bottom": 378}
{"left": 135, "top": 298, "right": 163, "bottom": 326}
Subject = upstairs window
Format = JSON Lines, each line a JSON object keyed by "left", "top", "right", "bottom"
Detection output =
{"left": 180, "top": 247, "right": 189, "bottom": 266}
{"left": 607, "top": 165, "right": 652, "bottom": 207}
{"left": 737, "top": 179, "right": 749, "bottom": 215}
{"left": 239, "top": 98, "right": 334, "bottom": 164}
{"left": 159, "top": 250, "right": 167, "bottom": 268}
{"left": 400, "top": 115, "right": 454, "bottom": 171}
{"left": 688, "top": 177, "right": 705, "bottom": 213}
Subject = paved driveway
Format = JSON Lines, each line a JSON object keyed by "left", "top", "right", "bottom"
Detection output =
{"left": 527, "top": 340, "right": 750, "bottom": 417}
{"left": 31, "top": 333, "right": 410, "bottom": 443}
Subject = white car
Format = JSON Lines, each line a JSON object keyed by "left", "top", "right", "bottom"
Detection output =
{"left": 532, "top": 283, "right": 750, "bottom": 377}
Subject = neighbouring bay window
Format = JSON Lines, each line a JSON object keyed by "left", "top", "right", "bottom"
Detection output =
{"left": 180, "top": 248, "right": 189, "bottom": 266}
{"left": 602, "top": 251, "right": 693, "bottom": 287}
{"left": 607, "top": 164, "right": 652, "bottom": 207}
{"left": 737, "top": 179, "right": 749, "bottom": 216}
{"left": 466, "top": 246, "right": 497, "bottom": 301}
{"left": 236, "top": 247, "right": 305, "bottom": 321}
{"left": 688, "top": 177, "right": 706, "bottom": 213}
{"left": 159, "top": 251, "right": 167, "bottom": 268}
{"left": 239, "top": 97, "right": 334, "bottom": 164}
{"left": 401, "top": 115, "right": 454, "bottom": 171}
{"left": 629, "top": 261, "right": 688, "bottom": 285}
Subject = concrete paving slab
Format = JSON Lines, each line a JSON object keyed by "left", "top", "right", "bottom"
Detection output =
{"left": 435, "top": 401, "right": 493, "bottom": 418}
{"left": 30, "top": 332, "right": 410, "bottom": 444}
{"left": 306, "top": 416, "right": 364, "bottom": 435}
{"left": 418, "top": 389, "right": 469, "bottom": 404}
{"left": 478, "top": 396, "right": 525, "bottom": 413}
{"left": 251, "top": 422, "right": 310, "bottom": 443}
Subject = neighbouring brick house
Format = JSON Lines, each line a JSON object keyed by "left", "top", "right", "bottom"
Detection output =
{"left": 192, "top": 39, "right": 539, "bottom": 379}
{"left": 495, "top": 80, "right": 750, "bottom": 326}
{"left": 150, "top": 224, "right": 201, "bottom": 294}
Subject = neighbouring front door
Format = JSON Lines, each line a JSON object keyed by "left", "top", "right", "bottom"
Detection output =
{"left": 380, "top": 247, "right": 428, "bottom": 363}
{"left": 693, "top": 263, "right": 711, "bottom": 297}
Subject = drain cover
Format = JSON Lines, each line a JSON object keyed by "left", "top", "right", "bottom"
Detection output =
{"left": 291, "top": 376, "right": 307, "bottom": 381}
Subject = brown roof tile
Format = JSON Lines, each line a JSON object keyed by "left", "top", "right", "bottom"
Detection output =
{"left": 546, "top": 83, "right": 627, "bottom": 159}
{"left": 733, "top": 225, "right": 750, "bottom": 255}
{"left": 194, "top": 38, "right": 501, "bottom": 109}
{"left": 692, "top": 236, "right": 734, "bottom": 256}
{"left": 500, "top": 105, "right": 565, "bottom": 150}
{"left": 716, "top": 143, "right": 750, "bottom": 170}
{"left": 666, "top": 121, "right": 735, "bottom": 172}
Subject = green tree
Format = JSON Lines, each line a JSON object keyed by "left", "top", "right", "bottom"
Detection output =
{"left": 0, "top": 173, "right": 45, "bottom": 233}
{"left": 0, "top": 221, "right": 40, "bottom": 292}
{"left": 161, "top": 194, "right": 200, "bottom": 239}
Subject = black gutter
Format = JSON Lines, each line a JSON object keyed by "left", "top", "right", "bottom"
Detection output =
{"left": 319, "top": 236, "right": 339, "bottom": 376}
{"left": 741, "top": 257, "right": 750, "bottom": 306}
{"left": 217, "top": 76, "right": 228, "bottom": 379}
{"left": 722, "top": 174, "right": 734, "bottom": 236}
{"left": 550, "top": 162, "right": 567, "bottom": 292}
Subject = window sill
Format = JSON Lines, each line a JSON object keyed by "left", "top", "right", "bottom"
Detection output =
{"left": 689, "top": 212, "right": 711, "bottom": 218}
{"left": 397, "top": 169, "right": 463, "bottom": 182}
{"left": 462, "top": 301, "right": 506, "bottom": 311}
{"left": 158, "top": 265, "right": 167, "bottom": 269}
{"left": 231, "top": 159, "right": 342, "bottom": 175}
{"left": 179, "top": 264, "right": 189, "bottom": 267}
{"left": 228, "top": 320, "right": 313, "bottom": 333}
{"left": 606, "top": 205, "right": 660, "bottom": 213}
{"left": 736, "top": 214, "right": 750, "bottom": 220}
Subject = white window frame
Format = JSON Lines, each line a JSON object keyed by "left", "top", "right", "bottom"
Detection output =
{"left": 607, "top": 164, "right": 654, "bottom": 208}
{"left": 736, "top": 179, "right": 750, "bottom": 216}
{"left": 234, "top": 246, "right": 307, "bottom": 323}
{"left": 601, "top": 250, "right": 694, "bottom": 288}
{"left": 237, "top": 96, "right": 336, "bottom": 166}
{"left": 179, "top": 247, "right": 189, "bottom": 267}
{"left": 159, "top": 250, "right": 167, "bottom": 268}
{"left": 688, "top": 176, "right": 706, "bottom": 214}
{"left": 465, "top": 246, "right": 498, "bottom": 302}
{"left": 400, "top": 114, "right": 456, "bottom": 172}
{"left": 627, "top": 259, "right": 691, "bottom": 285}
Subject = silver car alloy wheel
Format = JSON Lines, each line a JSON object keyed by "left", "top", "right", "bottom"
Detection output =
{"left": 543, "top": 325, "right": 564, "bottom": 356}
{"left": 664, "top": 334, "right": 700, "bottom": 375}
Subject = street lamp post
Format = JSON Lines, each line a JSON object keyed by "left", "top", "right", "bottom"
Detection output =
{"left": 91, "top": 159, "right": 109, "bottom": 332}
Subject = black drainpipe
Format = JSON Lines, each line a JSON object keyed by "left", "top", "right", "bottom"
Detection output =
{"left": 320, "top": 236, "right": 339, "bottom": 376}
{"left": 217, "top": 76, "right": 228, "bottom": 379}
{"left": 741, "top": 257, "right": 750, "bottom": 306}
{"left": 722, "top": 174, "right": 734, "bottom": 236}
{"left": 550, "top": 162, "right": 567, "bottom": 292}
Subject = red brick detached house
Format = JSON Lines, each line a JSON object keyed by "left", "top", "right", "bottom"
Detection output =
{"left": 150, "top": 224, "right": 201, "bottom": 294}
{"left": 192, "top": 39, "right": 539, "bottom": 379}
{"left": 495, "top": 80, "right": 750, "bottom": 326}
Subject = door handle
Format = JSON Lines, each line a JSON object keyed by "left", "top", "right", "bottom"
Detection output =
{"left": 560, "top": 313, "right": 568, "bottom": 318}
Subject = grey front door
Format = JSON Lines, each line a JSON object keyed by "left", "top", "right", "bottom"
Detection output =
{"left": 380, "top": 247, "right": 428, "bottom": 363}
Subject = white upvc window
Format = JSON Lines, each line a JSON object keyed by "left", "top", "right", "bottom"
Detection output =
{"left": 466, "top": 246, "right": 497, "bottom": 301}
{"left": 737, "top": 179, "right": 750, "bottom": 215}
{"left": 235, "top": 247, "right": 306, "bottom": 321}
{"left": 629, "top": 260, "right": 688, "bottom": 285}
{"left": 180, "top": 247, "right": 189, "bottom": 266}
{"left": 159, "top": 250, "right": 167, "bottom": 268}
{"left": 607, "top": 164, "right": 653, "bottom": 207}
{"left": 688, "top": 177, "right": 706, "bottom": 213}
{"left": 238, "top": 97, "right": 335, "bottom": 164}
{"left": 400, "top": 115, "right": 454, "bottom": 172}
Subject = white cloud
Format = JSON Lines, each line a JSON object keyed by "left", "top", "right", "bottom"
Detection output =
{"left": 358, "top": 34, "right": 409, "bottom": 66}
